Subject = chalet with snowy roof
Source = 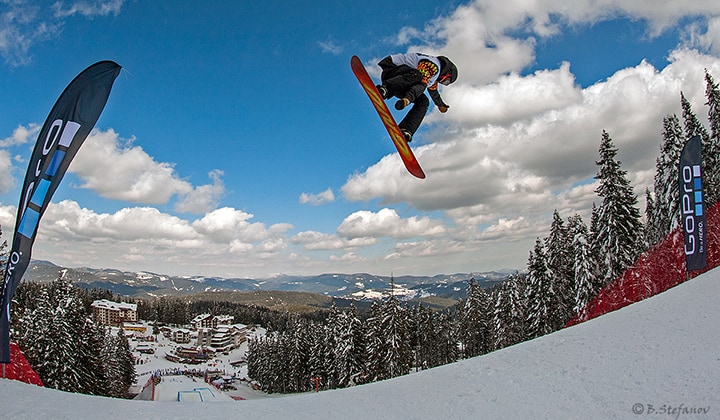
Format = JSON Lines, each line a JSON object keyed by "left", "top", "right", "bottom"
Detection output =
{"left": 91, "top": 299, "right": 138, "bottom": 326}
{"left": 191, "top": 313, "right": 218, "bottom": 330}
{"left": 171, "top": 328, "right": 191, "bottom": 344}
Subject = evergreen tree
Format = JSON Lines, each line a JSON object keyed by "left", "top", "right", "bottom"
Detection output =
{"left": 433, "top": 310, "right": 458, "bottom": 367}
{"left": 307, "top": 321, "right": 332, "bottom": 390}
{"left": 34, "top": 275, "right": 86, "bottom": 392}
{"left": 331, "top": 305, "right": 365, "bottom": 387}
{"left": 364, "top": 297, "right": 412, "bottom": 381}
{"left": 544, "top": 210, "right": 574, "bottom": 328}
{"left": 650, "top": 114, "right": 684, "bottom": 244}
{"left": 681, "top": 92, "right": 715, "bottom": 206}
{"left": 76, "top": 319, "right": 107, "bottom": 395}
{"left": 492, "top": 281, "right": 513, "bottom": 350}
{"left": 644, "top": 188, "right": 659, "bottom": 248}
{"left": 284, "top": 315, "right": 310, "bottom": 393}
{"left": 704, "top": 70, "right": 720, "bottom": 205}
{"left": 525, "top": 239, "right": 555, "bottom": 339}
{"left": 567, "top": 214, "right": 595, "bottom": 320}
{"left": 457, "top": 278, "right": 492, "bottom": 358}
{"left": 114, "top": 329, "right": 136, "bottom": 397}
{"left": 592, "top": 130, "right": 643, "bottom": 287}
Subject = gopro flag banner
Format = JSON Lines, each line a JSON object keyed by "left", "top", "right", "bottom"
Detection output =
{"left": 0, "top": 61, "right": 121, "bottom": 363}
{"left": 679, "top": 135, "right": 707, "bottom": 272}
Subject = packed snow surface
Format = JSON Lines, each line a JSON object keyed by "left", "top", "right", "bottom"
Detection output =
{"left": 2, "top": 268, "right": 720, "bottom": 419}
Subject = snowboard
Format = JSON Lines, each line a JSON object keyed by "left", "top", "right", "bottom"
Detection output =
{"left": 350, "top": 55, "right": 426, "bottom": 179}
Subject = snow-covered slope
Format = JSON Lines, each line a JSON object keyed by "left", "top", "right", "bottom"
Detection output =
{"left": 2, "top": 268, "right": 719, "bottom": 419}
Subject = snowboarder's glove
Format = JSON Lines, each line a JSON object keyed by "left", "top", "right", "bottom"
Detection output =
{"left": 438, "top": 105, "right": 449, "bottom": 113}
{"left": 395, "top": 98, "right": 410, "bottom": 110}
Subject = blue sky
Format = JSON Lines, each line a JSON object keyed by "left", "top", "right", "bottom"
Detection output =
{"left": 2, "top": 1, "right": 720, "bottom": 278}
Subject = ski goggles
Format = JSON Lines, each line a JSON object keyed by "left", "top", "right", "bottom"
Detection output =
{"left": 438, "top": 73, "right": 453, "bottom": 85}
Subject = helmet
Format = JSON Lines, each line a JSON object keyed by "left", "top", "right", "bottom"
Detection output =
{"left": 437, "top": 56, "right": 458, "bottom": 85}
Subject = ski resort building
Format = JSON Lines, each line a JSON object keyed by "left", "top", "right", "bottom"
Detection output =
{"left": 191, "top": 314, "right": 218, "bottom": 330}
{"left": 91, "top": 299, "right": 138, "bottom": 326}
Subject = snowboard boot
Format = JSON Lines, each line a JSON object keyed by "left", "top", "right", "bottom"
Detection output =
{"left": 395, "top": 98, "right": 410, "bottom": 110}
{"left": 376, "top": 85, "right": 389, "bottom": 99}
{"left": 400, "top": 128, "right": 413, "bottom": 143}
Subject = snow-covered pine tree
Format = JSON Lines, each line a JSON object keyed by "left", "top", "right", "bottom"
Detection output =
{"left": 113, "top": 328, "right": 136, "bottom": 397}
{"left": 331, "top": 305, "right": 365, "bottom": 387}
{"left": 545, "top": 210, "right": 574, "bottom": 328}
{"left": 307, "top": 321, "right": 332, "bottom": 391}
{"left": 649, "top": 114, "right": 684, "bottom": 245}
{"left": 567, "top": 214, "right": 595, "bottom": 321}
{"left": 364, "top": 297, "right": 412, "bottom": 381}
{"left": 457, "top": 278, "right": 492, "bottom": 358}
{"left": 363, "top": 301, "right": 385, "bottom": 381}
{"left": 246, "top": 336, "right": 266, "bottom": 388}
{"left": 681, "top": 92, "right": 714, "bottom": 206}
{"left": 492, "top": 280, "right": 513, "bottom": 350}
{"left": 525, "top": 239, "right": 555, "bottom": 339}
{"left": 592, "top": 130, "right": 643, "bottom": 287}
{"left": 704, "top": 70, "right": 720, "bottom": 206}
{"left": 32, "top": 274, "right": 87, "bottom": 392}
{"left": 432, "top": 310, "right": 458, "bottom": 367}
{"left": 410, "top": 304, "right": 432, "bottom": 371}
{"left": 76, "top": 318, "right": 107, "bottom": 395}
{"left": 284, "top": 315, "right": 311, "bottom": 393}
{"left": 644, "top": 188, "right": 659, "bottom": 248}
{"left": 15, "top": 285, "right": 52, "bottom": 382}
{"left": 100, "top": 328, "right": 124, "bottom": 397}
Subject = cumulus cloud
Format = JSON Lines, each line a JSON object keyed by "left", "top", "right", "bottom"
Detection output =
{"left": 291, "top": 230, "right": 377, "bottom": 251}
{"left": 344, "top": 50, "right": 720, "bottom": 229}
{"left": 69, "top": 128, "right": 194, "bottom": 203}
{"left": 299, "top": 188, "right": 335, "bottom": 206}
{"left": 0, "top": 199, "right": 299, "bottom": 277}
{"left": 175, "top": 169, "right": 226, "bottom": 214}
{"left": 337, "top": 208, "right": 446, "bottom": 239}
{"left": 0, "top": 150, "right": 14, "bottom": 194}
{"left": 192, "top": 207, "right": 268, "bottom": 243}
{"left": 0, "top": 124, "right": 40, "bottom": 147}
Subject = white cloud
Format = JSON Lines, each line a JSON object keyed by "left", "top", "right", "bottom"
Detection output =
{"left": 291, "top": 230, "right": 377, "bottom": 251}
{"left": 689, "top": 15, "right": 720, "bottom": 56}
{"left": 191, "top": 207, "right": 268, "bottom": 243}
{"left": 299, "top": 188, "right": 335, "bottom": 206}
{"left": 0, "top": 149, "right": 14, "bottom": 194}
{"left": 318, "top": 40, "right": 343, "bottom": 55}
{"left": 69, "top": 128, "right": 194, "bottom": 204}
{"left": 0, "top": 124, "right": 40, "bottom": 147}
{"left": 175, "top": 169, "right": 226, "bottom": 214}
{"left": 52, "top": 0, "right": 125, "bottom": 18}
{"left": 337, "top": 208, "right": 446, "bottom": 239}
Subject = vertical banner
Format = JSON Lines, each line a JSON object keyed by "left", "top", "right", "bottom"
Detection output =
{"left": 0, "top": 61, "right": 121, "bottom": 363}
{"left": 679, "top": 135, "right": 707, "bottom": 272}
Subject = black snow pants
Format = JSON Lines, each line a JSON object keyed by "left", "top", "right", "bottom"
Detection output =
{"left": 378, "top": 56, "right": 430, "bottom": 135}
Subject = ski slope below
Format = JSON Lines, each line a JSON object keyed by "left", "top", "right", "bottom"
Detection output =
{"left": 2, "top": 268, "right": 719, "bottom": 419}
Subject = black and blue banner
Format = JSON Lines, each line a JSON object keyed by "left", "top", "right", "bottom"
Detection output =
{"left": 679, "top": 135, "right": 707, "bottom": 272}
{"left": 0, "top": 61, "right": 121, "bottom": 363}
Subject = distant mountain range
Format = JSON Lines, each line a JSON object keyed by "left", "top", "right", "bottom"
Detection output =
{"left": 23, "top": 260, "right": 517, "bottom": 305}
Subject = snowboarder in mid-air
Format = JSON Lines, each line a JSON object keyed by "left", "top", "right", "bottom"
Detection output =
{"left": 375, "top": 53, "right": 458, "bottom": 142}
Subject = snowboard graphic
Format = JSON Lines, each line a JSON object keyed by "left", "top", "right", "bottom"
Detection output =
{"left": 350, "top": 55, "right": 426, "bottom": 179}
